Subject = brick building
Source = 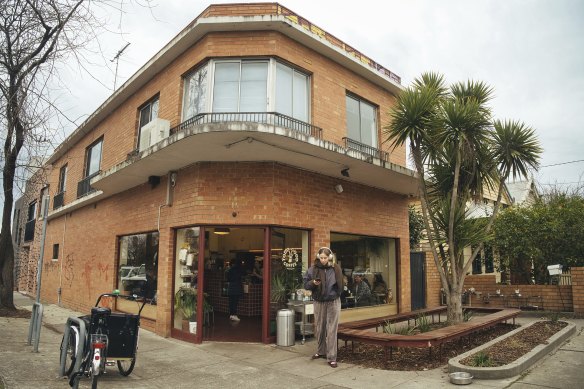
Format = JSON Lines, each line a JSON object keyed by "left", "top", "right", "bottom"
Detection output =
{"left": 16, "top": 3, "right": 417, "bottom": 344}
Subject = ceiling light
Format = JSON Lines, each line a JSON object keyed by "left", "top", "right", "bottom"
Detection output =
{"left": 213, "top": 227, "right": 230, "bottom": 235}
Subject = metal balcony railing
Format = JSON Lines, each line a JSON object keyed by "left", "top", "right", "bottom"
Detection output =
{"left": 77, "top": 172, "right": 99, "bottom": 198}
{"left": 53, "top": 192, "right": 65, "bottom": 210}
{"left": 24, "top": 219, "right": 35, "bottom": 242}
{"left": 343, "top": 137, "right": 389, "bottom": 162}
{"left": 170, "top": 112, "right": 323, "bottom": 139}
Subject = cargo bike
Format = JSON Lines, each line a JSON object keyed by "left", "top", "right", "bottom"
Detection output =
{"left": 59, "top": 292, "right": 151, "bottom": 388}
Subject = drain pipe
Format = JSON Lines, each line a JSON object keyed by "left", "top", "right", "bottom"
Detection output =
{"left": 157, "top": 171, "right": 177, "bottom": 231}
{"left": 57, "top": 212, "right": 68, "bottom": 306}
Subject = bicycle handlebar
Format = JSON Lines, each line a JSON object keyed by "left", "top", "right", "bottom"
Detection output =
{"left": 94, "top": 293, "right": 154, "bottom": 315}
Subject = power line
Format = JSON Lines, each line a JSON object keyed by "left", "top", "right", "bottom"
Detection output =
{"left": 540, "top": 159, "right": 584, "bottom": 168}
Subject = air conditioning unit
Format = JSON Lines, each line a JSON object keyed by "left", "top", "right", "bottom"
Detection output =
{"left": 139, "top": 118, "right": 170, "bottom": 151}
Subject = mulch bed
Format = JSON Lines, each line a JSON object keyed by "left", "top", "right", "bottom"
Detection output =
{"left": 337, "top": 323, "right": 519, "bottom": 370}
{"left": 460, "top": 320, "right": 568, "bottom": 367}
{"left": 0, "top": 307, "right": 31, "bottom": 319}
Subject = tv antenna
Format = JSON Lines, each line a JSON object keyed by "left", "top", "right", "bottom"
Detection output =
{"left": 111, "top": 42, "right": 131, "bottom": 90}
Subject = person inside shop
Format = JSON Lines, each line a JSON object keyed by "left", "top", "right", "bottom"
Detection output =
{"left": 303, "top": 247, "right": 343, "bottom": 368}
{"left": 372, "top": 273, "right": 388, "bottom": 304}
{"left": 251, "top": 258, "right": 263, "bottom": 283}
{"left": 142, "top": 268, "right": 158, "bottom": 303}
{"left": 353, "top": 273, "right": 372, "bottom": 307}
{"left": 340, "top": 275, "right": 354, "bottom": 309}
{"left": 226, "top": 258, "right": 245, "bottom": 321}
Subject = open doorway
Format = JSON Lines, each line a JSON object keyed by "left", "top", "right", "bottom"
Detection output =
{"left": 201, "top": 227, "right": 265, "bottom": 342}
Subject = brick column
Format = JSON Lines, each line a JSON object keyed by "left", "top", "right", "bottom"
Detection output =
{"left": 572, "top": 267, "right": 584, "bottom": 314}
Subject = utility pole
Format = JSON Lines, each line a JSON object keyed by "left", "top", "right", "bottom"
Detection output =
{"left": 111, "top": 42, "right": 130, "bottom": 90}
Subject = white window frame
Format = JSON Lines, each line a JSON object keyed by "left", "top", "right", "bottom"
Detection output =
{"left": 182, "top": 58, "right": 311, "bottom": 123}
{"left": 346, "top": 94, "right": 378, "bottom": 148}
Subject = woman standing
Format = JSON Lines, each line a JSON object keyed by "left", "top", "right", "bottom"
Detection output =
{"left": 303, "top": 247, "right": 343, "bottom": 368}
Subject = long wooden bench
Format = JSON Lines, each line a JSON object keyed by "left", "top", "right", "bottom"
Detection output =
{"left": 339, "top": 306, "right": 446, "bottom": 332}
{"left": 337, "top": 307, "right": 521, "bottom": 366}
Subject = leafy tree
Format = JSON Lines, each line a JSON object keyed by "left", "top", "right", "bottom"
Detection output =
{"left": 408, "top": 205, "right": 425, "bottom": 249}
{"left": 494, "top": 189, "right": 584, "bottom": 284}
{"left": 385, "top": 72, "right": 541, "bottom": 323}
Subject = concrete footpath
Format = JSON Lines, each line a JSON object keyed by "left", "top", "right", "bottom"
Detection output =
{"left": 1, "top": 292, "right": 583, "bottom": 389}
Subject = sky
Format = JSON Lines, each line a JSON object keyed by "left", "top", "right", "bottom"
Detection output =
{"left": 3, "top": 0, "right": 584, "bottom": 230}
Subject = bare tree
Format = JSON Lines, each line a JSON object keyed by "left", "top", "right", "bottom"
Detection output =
{"left": 0, "top": 0, "right": 141, "bottom": 309}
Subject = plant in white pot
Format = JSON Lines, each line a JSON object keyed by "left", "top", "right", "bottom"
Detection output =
{"left": 174, "top": 287, "right": 197, "bottom": 333}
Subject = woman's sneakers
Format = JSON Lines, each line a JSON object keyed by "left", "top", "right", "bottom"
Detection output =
{"left": 229, "top": 315, "right": 241, "bottom": 321}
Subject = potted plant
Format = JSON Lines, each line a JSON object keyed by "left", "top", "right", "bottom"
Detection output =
{"left": 174, "top": 287, "right": 197, "bottom": 333}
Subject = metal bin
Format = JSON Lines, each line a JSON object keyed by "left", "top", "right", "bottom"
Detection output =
{"left": 276, "top": 309, "right": 295, "bottom": 346}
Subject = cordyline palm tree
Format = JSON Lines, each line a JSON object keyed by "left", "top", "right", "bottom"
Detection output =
{"left": 384, "top": 72, "right": 542, "bottom": 323}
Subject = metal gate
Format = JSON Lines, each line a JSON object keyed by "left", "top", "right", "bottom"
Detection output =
{"left": 410, "top": 252, "right": 426, "bottom": 310}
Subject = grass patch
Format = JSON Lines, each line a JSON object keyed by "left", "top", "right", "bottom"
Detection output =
{"left": 471, "top": 352, "right": 493, "bottom": 367}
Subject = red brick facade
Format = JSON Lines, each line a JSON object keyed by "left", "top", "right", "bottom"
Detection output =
{"left": 22, "top": 4, "right": 412, "bottom": 341}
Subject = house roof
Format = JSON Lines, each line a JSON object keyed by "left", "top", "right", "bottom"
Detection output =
{"left": 507, "top": 177, "right": 539, "bottom": 205}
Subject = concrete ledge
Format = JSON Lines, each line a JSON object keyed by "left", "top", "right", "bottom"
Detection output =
{"left": 448, "top": 320, "right": 576, "bottom": 379}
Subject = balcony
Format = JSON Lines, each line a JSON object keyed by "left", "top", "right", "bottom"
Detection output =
{"left": 53, "top": 192, "right": 65, "bottom": 210}
{"left": 77, "top": 172, "right": 100, "bottom": 198}
{"left": 24, "top": 219, "right": 35, "bottom": 242}
{"left": 343, "top": 137, "right": 389, "bottom": 162}
{"left": 170, "top": 112, "right": 322, "bottom": 139}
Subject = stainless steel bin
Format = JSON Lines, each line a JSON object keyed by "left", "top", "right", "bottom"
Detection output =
{"left": 276, "top": 309, "right": 295, "bottom": 346}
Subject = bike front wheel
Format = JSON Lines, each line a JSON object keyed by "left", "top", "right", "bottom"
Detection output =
{"left": 60, "top": 326, "right": 78, "bottom": 377}
{"left": 117, "top": 358, "right": 136, "bottom": 376}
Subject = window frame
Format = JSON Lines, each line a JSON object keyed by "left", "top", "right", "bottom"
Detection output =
{"left": 181, "top": 58, "right": 311, "bottom": 123}
{"left": 137, "top": 95, "right": 160, "bottom": 149}
{"left": 84, "top": 137, "right": 103, "bottom": 178}
{"left": 345, "top": 93, "right": 379, "bottom": 148}
{"left": 58, "top": 164, "right": 67, "bottom": 194}
{"left": 27, "top": 201, "right": 37, "bottom": 222}
{"left": 52, "top": 243, "right": 59, "bottom": 260}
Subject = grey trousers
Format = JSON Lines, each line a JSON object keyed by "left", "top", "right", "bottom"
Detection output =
{"left": 313, "top": 298, "right": 340, "bottom": 362}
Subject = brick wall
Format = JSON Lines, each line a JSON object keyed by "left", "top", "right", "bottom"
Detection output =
{"left": 572, "top": 267, "right": 584, "bottom": 314}
{"left": 40, "top": 162, "right": 410, "bottom": 337}
{"left": 425, "top": 251, "right": 442, "bottom": 308}
{"left": 464, "top": 275, "right": 573, "bottom": 312}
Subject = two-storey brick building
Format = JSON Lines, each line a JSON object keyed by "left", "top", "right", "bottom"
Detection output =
{"left": 19, "top": 3, "right": 417, "bottom": 344}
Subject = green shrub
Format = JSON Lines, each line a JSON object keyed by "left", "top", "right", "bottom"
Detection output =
{"left": 415, "top": 314, "right": 431, "bottom": 332}
{"left": 471, "top": 352, "right": 492, "bottom": 367}
{"left": 548, "top": 311, "right": 560, "bottom": 323}
{"left": 383, "top": 320, "right": 416, "bottom": 335}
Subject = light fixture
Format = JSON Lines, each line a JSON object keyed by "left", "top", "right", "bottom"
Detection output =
{"left": 334, "top": 184, "right": 344, "bottom": 194}
{"left": 341, "top": 168, "right": 350, "bottom": 177}
{"left": 213, "top": 227, "right": 230, "bottom": 235}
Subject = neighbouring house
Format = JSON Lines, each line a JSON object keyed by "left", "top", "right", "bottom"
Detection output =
{"left": 506, "top": 176, "right": 540, "bottom": 207}
{"left": 14, "top": 3, "right": 417, "bottom": 344}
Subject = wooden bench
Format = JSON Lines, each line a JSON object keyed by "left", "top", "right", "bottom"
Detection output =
{"left": 338, "top": 306, "right": 446, "bottom": 332}
{"left": 337, "top": 307, "right": 520, "bottom": 366}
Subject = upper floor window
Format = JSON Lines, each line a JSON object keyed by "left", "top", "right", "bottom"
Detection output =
{"left": 346, "top": 94, "right": 378, "bottom": 148}
{"left": 182, "top": 59, "right": 309, "bottom": 122}
{"left": 27, "top": 201, "right": 36, "bottom": 222}
{"left": 275, "top": 62, "right": 309, "bottom": 122}
{"left": 58, "top": 165, "right": 67, "bottom": 193}
{"left": 138, "top": 97, "right": 159, "bottom": 147}
{"left": 85, "top": 138, "right": 103, "bottom": 178}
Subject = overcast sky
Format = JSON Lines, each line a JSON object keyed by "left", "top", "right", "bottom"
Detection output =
{"left": 4, "top": 0, "right": 584, "bottom": 230}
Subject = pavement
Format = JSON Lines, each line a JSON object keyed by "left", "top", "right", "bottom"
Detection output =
{"left": 1, "top": 292, "right": 583, "bottom": 389}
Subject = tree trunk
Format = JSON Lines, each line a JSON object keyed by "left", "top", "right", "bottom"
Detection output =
{"left": 0, "top": 233, "right": 16, "bottom": 310}
{"left": 446, "top": 289, "right": 463, "bottom": 324}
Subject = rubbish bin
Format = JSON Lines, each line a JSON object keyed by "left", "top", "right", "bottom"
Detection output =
{"left": 276, "top": 309, "right": 295, "bottom": 346}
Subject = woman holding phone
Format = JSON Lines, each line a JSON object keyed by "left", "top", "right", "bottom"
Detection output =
{"left": 303, "top": 247, "right": 343, "bottom": 368}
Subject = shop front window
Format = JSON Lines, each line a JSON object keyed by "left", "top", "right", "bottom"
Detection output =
{"left": 330, "top": 233, "right": 396, "bottom": 310}
{"left": 117, "top": 232, "right": 159, "bottom": 319}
